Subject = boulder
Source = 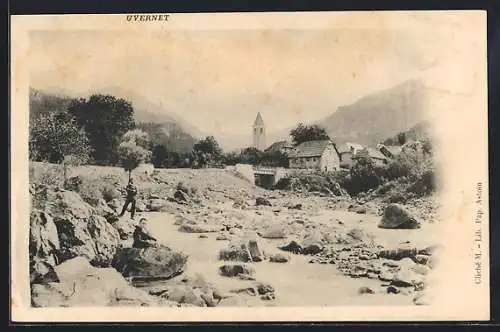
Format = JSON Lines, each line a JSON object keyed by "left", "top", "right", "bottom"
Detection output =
{"left": 174, "top": 215, "right": 197, "bottom": 226}
{"left": 414, "top": 254, "right": 431, "bottom": 265}
{"left": 379, "top": 203, "right": 421, "bottom": 229}
{"left": 47, "top": 189, "right": 94, "bottom": 219}
{"left": 30, "top": 209, "right": 60, "bottom": 266}
{"left": 111, "top": 218, "right": 137, "bottom": 240}
{"left": 219, "top": 263, "right": 255, "bottom": 278}
{"left": 178, "top": 223, "right": 222, "bottom": 233}
{"left": 256, "top": 197, "right": 272, "bottom": 206}
{"left": 30, "top": 257, "right": 59, "bottom": 284}
{"left": 112, "top": 245, "right": 188, "bottom": 281}
{"left": 35, "top": 190, "right": 121, "bottom": 267}
{"left": 173, "top": 190, "right": 190, "bottom": 203}
{"left": 378, "top": 248, "right": 419, "bottom": 261}
{"left": 216, "top": 232, "right": 231, "bottom": 241}
{"left": 346, "top": 228, "right": 374, "bottom": 243}
{"left": 269, "top": 253, "right": 290, "bottom": 263}
{"left": 218, "top": 239, "right": 263, "bottom": 263}
{"left": 358, "top": 286, "right": 375, "bottom": 295}
{"left": 261, "top": 225, "right": 286, "bottom": 239}
{"left": 247, "top": 240, "right": 264, "bottom": 262}
{"left": 218, "top": 295, "right": 250, "bottom": 307}
{"left": 135, "top": 200, "right": 147, "bottom": 212}
{"left": 279, "top": 241, "right": 303, "bottom": 254}
{"left": 31, "top": 257, "right": 175, "bottom": 307}
{"left": 148, "top": 199, "right": 167, "bottom": 212}
{"left": 161, "top": 285, "right": 206, "bottom": 307}
{"left": 183, "top": 273, "right": 222, "bottom": 307}
{"left": 94, "top": 199, "right": 118, "bottom": 221}
{"left": 54, "top": 213, "right": 120, "bottom": 267}
{"left": 301, "top": 232, "right": 324, "bottom": 255}
{"left": 107, "top": 198, "right": 124, "bottom": 213}
{"left": 391, "top": 270, "right": 424, "bottom": 287}
{"left": 287, "top": 203, "right": 302, "bottom": 210}
{"left": 387, "top": 285, "right": 400, "bottom": 294}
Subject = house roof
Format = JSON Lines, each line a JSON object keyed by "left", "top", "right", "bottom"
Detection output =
{"left": 353, "top": 147, "right": 388, "bottom": 160}
{"left": 384, "top": 145, "right": 403, "bottom": 156}
{"left": 253, "top": 112, "right": 264, "bottom": 127}
{"left": 265, "top": 140, "right": 290, "bottom": 152}
{"left": 288, "top": 140, "right": 334, "bottom": 158}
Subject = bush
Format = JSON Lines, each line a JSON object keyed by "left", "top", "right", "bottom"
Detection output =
{"left": 407, "top": 169, "right": 435, "bottom": 196}
{"left": 338, "top": 162, "right": 388, "bottom": 196}
{"left": 29, "top": 162, "right": 64, "bottom": 188}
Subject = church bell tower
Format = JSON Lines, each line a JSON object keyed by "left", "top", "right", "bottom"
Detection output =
{"left": 252, "top": 112, "right": 266, "bottom": 151}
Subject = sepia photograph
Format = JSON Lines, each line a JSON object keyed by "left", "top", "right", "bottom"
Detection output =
{"left": 11, "top": 11, "right": 489, "bottom": 321}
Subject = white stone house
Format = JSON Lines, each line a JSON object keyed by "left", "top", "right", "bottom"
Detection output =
{"left": 287, "top": 140, "right": 341, "bottom": 172}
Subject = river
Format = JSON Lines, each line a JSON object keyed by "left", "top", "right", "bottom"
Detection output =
{"left": 135, "top": 210, "right": 441, "bottom": 307}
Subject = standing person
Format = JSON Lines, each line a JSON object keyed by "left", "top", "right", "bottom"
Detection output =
{"left": 119, "top": 178, "right": 138, "bottom": 219}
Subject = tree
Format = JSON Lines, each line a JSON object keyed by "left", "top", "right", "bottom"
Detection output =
{"left": 192, "top": 136, "right": 223, "bottom": 167}
{"left": 68, "top": 94, "right": 135, "bottom": 165}
{"left": 151, "top": 144, "right": 169, "bottom": 168}
{"left": 239, "top": 147, "right": 264, "bottom": 165}
{"left": 29, "top": 112, "right": 92, "bottom": 182}
{"left": 290, "top": 123, "right": 330, "bottom": 145}
{"left": 117, "top": 129, "right": 152, "bottom": 181}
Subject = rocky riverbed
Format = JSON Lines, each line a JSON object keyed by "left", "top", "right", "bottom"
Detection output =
{"left": 29, "top": 166, "right": 442, "bottom": 307}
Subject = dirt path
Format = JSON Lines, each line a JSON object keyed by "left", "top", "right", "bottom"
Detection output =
{"left": 140, "top": 211, "right": 438, "bottom": 306}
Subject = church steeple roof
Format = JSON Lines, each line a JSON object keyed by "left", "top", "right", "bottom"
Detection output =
{"left": 253, "top": 112, "right": 264, "bottom": 127}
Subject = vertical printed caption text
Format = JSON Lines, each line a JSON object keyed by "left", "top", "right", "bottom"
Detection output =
{"left": 473, "top": 182, "right": 484, "bottom": 285}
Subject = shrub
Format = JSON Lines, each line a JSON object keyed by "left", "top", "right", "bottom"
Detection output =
{"left": 29, "top": 162, "right": 64, "bottom": 188}
{"left": 338, "top": 162, "right": 388, "bottom": 195}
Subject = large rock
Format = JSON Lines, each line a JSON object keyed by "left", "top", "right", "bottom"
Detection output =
{"left": 256, "top": 197, "right": 272, "bottom": 206}
{"left": 135, "top": 200, "right": 147, "bottom": 212}
{"left": 269, "top": 252, "right": 290, "bottom": 263}
{"left": 42, "top": 189, "right": 121, "bottom": 267}
{"left": 178, "top": 223, "right": 222, "bottom": 233}
{"left": 162, "top": 285, "right": 206, "bottom": 307}
{"left": 218, "top": 239, "right": 263, "bottom": 262}
{"left": 31, "top": 257, "right": 174, "bottom": 307}
{"left": 86, "top": 215, "right": 122, "bottom": 267}
{"left": 30, "top": 257, "right": 59, "bottom": 284}
{"left": 112, "top": 245, "right": 188, "bottom": 281}
{"left": 111, "top": 218, "right": 137, "bottom": 240}
{"left": 30, "top": 209, "right": 60, "bottom": 266}
{"left": 173, "top": 190, "right": 190, "bottom": 203}
{"left": 147, "top": 199, "right": 167, "bottom": 212}
{"left": 301, "top": 231, "right": 324, "bottom": 255}
{"left": 261, "top": 225, "right": 286, "bottom": 239}
{"left": 280, "top": 241, "right": 303, "bottom": 254}
{"left": 219, "top": 263, "right": 255, "bottom": 278}
{"left": 54, "top": 214, "right": 120, "bottom": 267}
{"left": 379, "top": 203, "right": 421, "bottom": 229}
{"left": 94, "top": 199, "right": 118, "bottom": 222}
{"left": 107, "top": 198, "right": 124, "bottom": 213}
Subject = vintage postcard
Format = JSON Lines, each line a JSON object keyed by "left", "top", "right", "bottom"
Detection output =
{"left": 11, "top": 11, "right": 489, "bottom": 322}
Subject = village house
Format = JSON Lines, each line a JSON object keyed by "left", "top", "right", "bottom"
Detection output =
{"left": 287, "top": 140, "right": 341, "bottom": 172}
{"left": 336, "top": 144, "right": 355, "bottom": 169}
{"left": 352, "top": 147, "right": 389, "bottom": 166}
{"left": 265, "top": 140, "right": 294, "bottom": 155}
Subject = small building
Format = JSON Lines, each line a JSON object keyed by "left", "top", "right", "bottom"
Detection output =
{"left": 352, "top": 147, "right": 389, "bottom": 166}
{"left": 336, "top": 143, "right": 355, "bottom": 169}
{"left": 287, "top": 140, "right": 341, "bottom": 172}
{"left": 265, "top": 140, "right": 294, "bottom": 155}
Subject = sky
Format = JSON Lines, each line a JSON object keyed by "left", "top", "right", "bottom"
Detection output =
{"left": 29, "top": 27, "right": 469, "bottom": 138}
